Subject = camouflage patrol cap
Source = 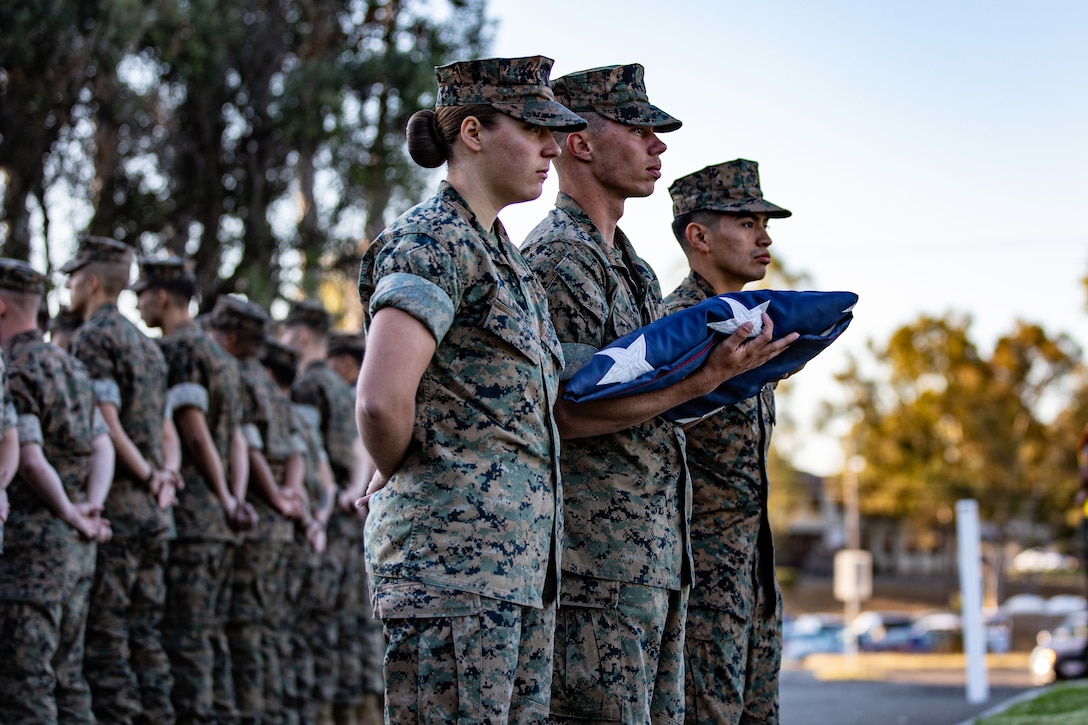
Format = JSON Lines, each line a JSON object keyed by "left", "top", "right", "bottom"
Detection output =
{"left": 0, "top": 258, "right": 46, "bottom": 295}
{"left": 261, "top": 335, "right": 298, "bottom": 373}
{"left": 282, "top": 299, "right": 331, "bottom": 333}
{"left": 552, "top": 64, "right": 681, "bottom": 132}
{"left": 327, "top": 330, "right": 366, "bottom": 359}
{"left": 669, "top": 159, "right": 791, "bottom": 219}
{"left": 207, "top": 294, "right": 270, "bottom": 341}
{"left": 435, "top": 55, "right": 587, "bottom": 131}
{"left": 60, "top": 236, "right": 133, "bottom": 274}
{"left": 130, "top": 256, "right": 197, "bottom": 297}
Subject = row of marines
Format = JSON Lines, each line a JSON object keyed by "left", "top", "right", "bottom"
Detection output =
{"left": 0, "top": 239, "right": 385, "bottom": 725}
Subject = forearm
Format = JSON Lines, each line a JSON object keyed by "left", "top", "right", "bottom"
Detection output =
{"left": 86, "top": 433, "right": 116, "bottom": 508}
{"left": 345, "top": 434, "right": 377, "bottom": 498}
{"left": 316, "top": 459, "right": 336, "bottom": 524}
{"left": 553, "top": 376, "right": 707, "bottom": 440}
{"left": 101, "top": 404, "right": 154, "bottom": 483}
{"left": 356, "top": 392, "right": 415, "bottom": 479}
{"left": 230, "top": 427, "right": 249, "bottom": 501}
{"left": 0, "top": 427, "right": 18, "bottom": 492}
{"left": 161, "top": 416, "right": 182, "bottom": 473}
{"left": 247, "top": 448, "right": 281, "bottom": 507}
{"left": 18, "top": 444, "right": 81, "bottom": 524}
{"left": 176, "top": 408, "right": 233, "bottom": 508}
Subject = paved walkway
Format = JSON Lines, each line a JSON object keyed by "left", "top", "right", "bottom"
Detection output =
{"left": 780, "top": 653, "right": 1036, "bottom": 725}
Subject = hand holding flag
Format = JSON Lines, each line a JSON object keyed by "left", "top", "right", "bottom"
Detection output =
{"left": 564, "top": 290, "right": 858, "bottom": 423}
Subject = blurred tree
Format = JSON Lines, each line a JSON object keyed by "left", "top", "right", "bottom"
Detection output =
{"left": 831, "top": 313, "right": 1084, "bottom": 596}
{"left": 1, "top": 0, "right": 492, "bottom": 309}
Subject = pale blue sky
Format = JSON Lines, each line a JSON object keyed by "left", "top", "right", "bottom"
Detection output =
{"left": 485, "top": 0, "right": 1088, "bottom": 474}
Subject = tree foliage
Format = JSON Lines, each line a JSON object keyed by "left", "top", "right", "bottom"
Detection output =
{"left": 833, "top": 313, "right": 1085, "bottom": 544}
{"left": 1, "top": 0, "right": 492, "bottom": 309}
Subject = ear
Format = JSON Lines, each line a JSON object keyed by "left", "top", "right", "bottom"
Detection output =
{"left": 459, "top": 116, "right": 484, "bottom": 153}
{"left": 564, "top": 130, "right": 593, "bottom": 161}
{"left": 684, "top": 221, "right": 711, "bottom": 254}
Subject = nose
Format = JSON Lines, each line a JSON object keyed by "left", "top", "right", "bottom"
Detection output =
{"left": 649, "top": 131, "right": 667, "bottom": 155}
{"left": 543, "top": 135, "right": 560, "bottom": 158}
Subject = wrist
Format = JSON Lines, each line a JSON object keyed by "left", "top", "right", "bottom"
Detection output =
{"left": 141, "top": 466, "right": 155, "bottom": 486}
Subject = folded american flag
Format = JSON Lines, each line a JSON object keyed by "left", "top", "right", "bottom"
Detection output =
{"left": 564, "top": 290, "right": 858, "bottom": 423}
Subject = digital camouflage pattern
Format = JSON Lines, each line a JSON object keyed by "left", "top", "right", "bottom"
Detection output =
{"left": 521, "top": 192, "right": 692, "bottom": 724}
{"left": 521, "top": 192, "right": 691, "bottom": 591}
{"left": 237, "top": 356, "right": 299, "bottom": 544}
{"left": 291, "top": 360, "right": 358, "bottom": 484}
{"left": 434, "top": 55, "right": 586, "bottom": 130}
{"left": 551, "top": 573, "right": 687, "bottom": 724}
{"left": 552, "top": 63, "right": 682, "bottom": 132}
{"left": 373, "top": 577, "right": 554, "bottom": 724}
{"left": 0, "top": 257, "right": 46, "bottom": 294}
{"left": 162, "top": 539, "right": 235, "bottom": 723}
{"left": 159, "top": 321, "right": 242, "bottom": 541}
{"left": 158, "top": 321, "right": 242, "bottom": 721}
{"left": 70, "top": 302, "right": 175, "bottom": 723}
{"left": 231, "top": 352, "right": 301, "bottom": 721}
{"left": 0, "top": 328, "right": 105, "bottom": 724}
{"left": 59, "top": 235, "right": 132, "bottom": 274}
{"left": 666, "top": 271, "right": 783, "bottom": 725}
{"left": 0, "top": 351, "right": 16, "bottom": 555}
{"left": 207, "top": 294, "right": 271, "bottom": 342}
{"left": 130, "top": 256, "right": 196, "bottom": 297}
{"left": 282, "top": 299, "right": 331, "bottom": 333}
{"left": 358, "top": 180, "right": 563, "bottom": 607}
{"left": 668, "top": 159, "right": 792, "bottom": 219}
{"left": 70, "top": 302, "right": 172, "bottom": 537}
{"left": 284, "top": 403, "right": 324, "bottom": 723}
{"left": 290, "top": 357, "right": 376, "bottom": 708}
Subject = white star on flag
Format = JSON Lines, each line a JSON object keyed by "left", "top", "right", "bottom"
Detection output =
{"left": 594, "top": 334, "right": 655, "bottom": 386}
{"left": 706, "top": 297, "right": 770, "bottom": 339}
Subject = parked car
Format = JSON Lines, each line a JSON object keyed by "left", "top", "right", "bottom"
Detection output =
{"left": 783, "top": 614, "right": 845, "bottom": 662}
{"left": 1028, "top": 610, "right": 1088, "bottom": 686}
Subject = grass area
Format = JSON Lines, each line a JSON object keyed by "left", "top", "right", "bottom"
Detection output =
{"left": 975, "top": 681, "right": 1088, "bottom": 725}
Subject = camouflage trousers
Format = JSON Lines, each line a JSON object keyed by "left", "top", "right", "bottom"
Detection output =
{"left": 372, "top": 577, "right": 554, "bottom": 724}
{"left": 0, "top": 537, "right": 97, "bottom": 725}
{"left": 683, "top": 587, "right": 782, "bottom": 725}
{"left": 228, "top": 536, "right": 291, "bottom": 724}
{"left": 551, "top": 573, "right": 689, "bottom": 725}
{"left": 162, "top": 538, "right": 235, "bottom": 724}
{"left": 282, "top": 535, "right": 316, "bottom": 725}
{"left": 295, "top": 526, "right": 344, "bottom": 715}
{"left": 84, "top": 534, "right": 174, "bottom": 724}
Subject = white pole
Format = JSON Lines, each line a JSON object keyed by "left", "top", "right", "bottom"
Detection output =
{"left": 956, "top": 499, "right": 989, "bottom": 704}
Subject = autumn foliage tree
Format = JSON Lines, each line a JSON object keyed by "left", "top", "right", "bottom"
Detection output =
{"left": 832, "top": 313, "right": 1085, "bottom": 591}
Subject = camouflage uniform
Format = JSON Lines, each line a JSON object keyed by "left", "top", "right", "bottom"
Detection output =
{"left": 284, "top": 402, "right": 325, "bottom": 725}
{"left": 231, "top": 350, "right": 300, "bottom": 725}
{"left": 284, "top": 299, "right": 386, "bottom": 723}
{"left": 666, "top": 160, "right": 793, "bottom": 725}
{"left": 523, "top": 193, "right": 691, "bottom": 725}
{"left": 0, "top": 350, "right": 18, "bottom": 555}
{"left": 0, "top": 260, "right": 108, "bottom": 725}
{"left": 289, "top": 355, "right": 369, "bottom": 715}
{"left": 159, "top": 319, "right": 244, "bottom": 723}
{"left": 67, "top": 238, "right": 176, "bottom": 725}
{"left": 667, "top": 274, "right": 782, "bottom": 725}
{"left": 519, "top": 61, "right": 690, "bottom": 725}
{"left": 359, "top": 174, "right": 565, "bottom": 723}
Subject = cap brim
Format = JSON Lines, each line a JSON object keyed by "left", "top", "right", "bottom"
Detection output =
{"left": 496, "top": 100, "right": 588, "bottom": 131}
{"left": 598, "top": 103, "right": 682, "bottom": 132}
{"left": 59, "top": 259, "right": 85, "bottom": 274}
{"left": 711, "top": 199, "right": 793, "bottom": 219}
{"left": 128, "top": 279, "right": 150, "bottom": 293}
